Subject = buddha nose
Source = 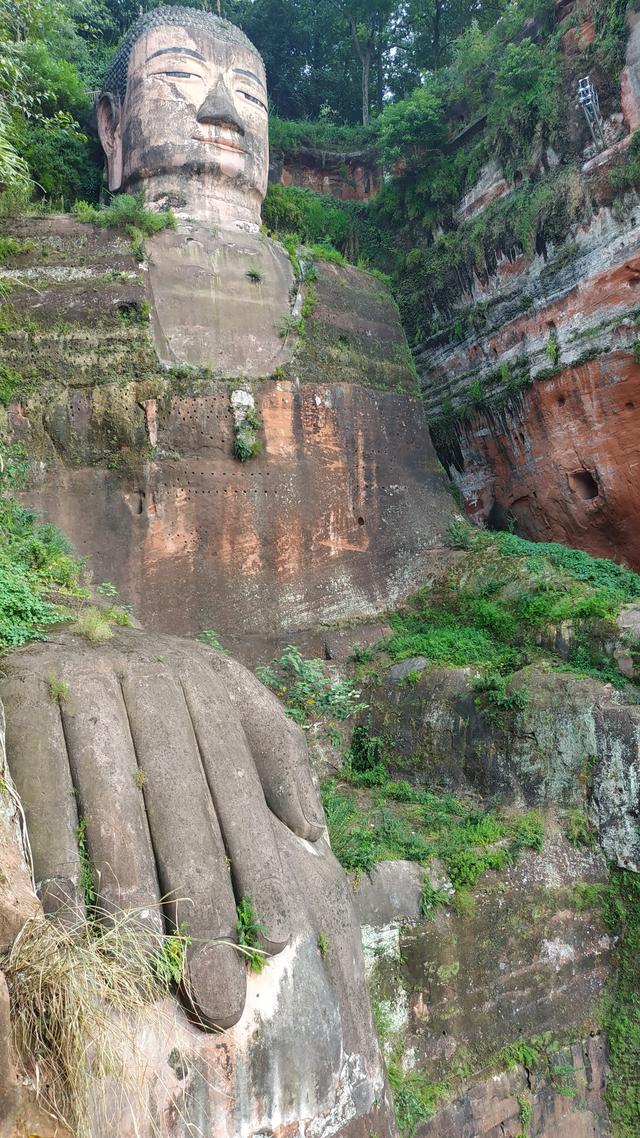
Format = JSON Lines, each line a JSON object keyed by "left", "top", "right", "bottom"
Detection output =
{"left": 196, "top": 80, "right": 245, "bottom": 134}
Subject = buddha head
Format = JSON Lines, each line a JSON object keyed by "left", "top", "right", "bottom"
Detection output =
{"left": 97, "top": 5, "right": 268, "bottom": 226}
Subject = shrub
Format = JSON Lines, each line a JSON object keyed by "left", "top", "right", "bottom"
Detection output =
{"left": 347, "top": 725, "right": 385, "bottom": 772}
{"left": 0, "top": 497, "right": 84, "bottom": 649}
{"left": 72, "top": 193, "right": 175, "bottom": 248}
{"left": 256, "top": 645, "right": 365, "bottom": 725}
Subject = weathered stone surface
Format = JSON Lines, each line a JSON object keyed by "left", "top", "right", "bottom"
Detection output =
{"left": 147, "top": 225, "right": 295, "bottom": 378}
{"left": 363, "top": 829, "right": 612, "bottom": 1138}
{"left": 368, "top": 663, "right": 640, "bottom": 869}
{"left": 1, "top": 218, "right": 453, "bottom": 646}
{"left": 0, "top": 630, "right": 396, "bottom": 1136}
{"left": 21, "top": 379, "right": 452, "bottom": 641}
{"left": 274, "top": 147, "right": 381, "bottom": 201}
{"left": 455, "top": 160, "right": 510, "bottom": 223}
{"left": 418, "top": 1035, "right": 610, "bottom": 1138}
{"left": 441, "top": 353, "right": 640, "bottom": 568}
{"left": 352, "top": 860, "right": 425, "bottom": 927}
{"left": 0, "top": 704, "right": 39, "bottom": 951}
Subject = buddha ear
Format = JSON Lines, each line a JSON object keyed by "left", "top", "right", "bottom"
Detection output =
{"left": 97, "top": 94, "right": 123, "bottom": 191}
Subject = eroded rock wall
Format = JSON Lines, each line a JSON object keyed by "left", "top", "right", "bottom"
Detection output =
{"left": 0, "top": 216, "right": 453, "bottom": 647}
{"left": 415, "top": 15, "right": 640, "bottom": 568}
{"left": 356, "top": 836, "right": 613, "bottom": 1138}
{"left": 272, "top": 148, "right": 381, "bottom": 201}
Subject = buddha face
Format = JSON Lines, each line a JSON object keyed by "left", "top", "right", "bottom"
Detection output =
{"left": 98, "top": 21, "right": 269, "bottom": 225}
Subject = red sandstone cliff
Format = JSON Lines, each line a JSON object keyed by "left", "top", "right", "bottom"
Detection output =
{"left": 415, "top": 7, "right": 640, "bottom": 568}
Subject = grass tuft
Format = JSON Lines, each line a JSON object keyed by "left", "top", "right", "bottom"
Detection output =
{"left": 1, "top": 908, "right": 188, "bottom": 1138}
{"left": 74, "top": 606, "right": 113, "bottom": 644}
{"left": 48, "top": 673, "right": 69, "bottom": 703}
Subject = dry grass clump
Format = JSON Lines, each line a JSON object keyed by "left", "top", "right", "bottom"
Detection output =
{"left": 1, "top": 908, "right": 186, "bottom": 1137}
{"left": 73, "top": 606, "right": 113, "bottom": 644}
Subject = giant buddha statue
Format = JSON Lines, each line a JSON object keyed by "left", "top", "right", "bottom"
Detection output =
{"left": 0, "top": 8, "right": 448, "bottom": 1136}
{"left": 2, "top": 5, "right": 451, "bottom": 649}
{"left": 98, "top": 6, "right": 295, "bottom": 378}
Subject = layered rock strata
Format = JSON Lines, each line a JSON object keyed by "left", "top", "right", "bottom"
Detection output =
{"left": 415, "top": 12, "right": 640, "bottom": 568}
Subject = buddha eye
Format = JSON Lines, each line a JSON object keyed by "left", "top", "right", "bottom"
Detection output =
{"left": 158, "top": 70, "right": 202, "bottom": 80}
{"left": 239, "top": 90, "right": 267, "bottom": 111}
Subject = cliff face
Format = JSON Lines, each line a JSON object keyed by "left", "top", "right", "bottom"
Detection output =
{"left": 271, "top": 147, "right": 381, "bottom": 200}
{"left": 420, "top": 195, "right": 640, "bottom": 567}
{"left": 414, "top": 12, "right": 640, "bottom": 569}
{"left": 0, "top": 217, "right": 453, "bottom": 649}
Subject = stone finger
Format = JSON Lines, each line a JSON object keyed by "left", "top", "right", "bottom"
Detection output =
{"left": 121, "top": 664, "right": 246, "bottom": 1030}
{"left": 211, "top": 653, "right": 325, "bottom": 842}
{"left": 59, "top": 663, "right": 163, "bottom": 942}
{"left": 178, "top": 655, "right": 290, "bottom": 957}
{"left": 0, "top": 663, "right": 83, "bottom": 922}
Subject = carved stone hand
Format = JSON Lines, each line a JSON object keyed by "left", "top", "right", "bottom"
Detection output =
{"left": 0, "top": 628, "right": 325, "bottom": 1030}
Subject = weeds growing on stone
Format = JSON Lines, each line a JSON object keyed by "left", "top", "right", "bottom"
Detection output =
{"left": 564, "top": 807, "right": 594, "bottom": 848}
{"left": 0, "top": 497, "right": 84, "bottom": 649}
{"left": 196, "top": 628, "right": 225, "bottom": 651}
{"left": 236, "top": 898, "right": 268, "bottom": 974}
{"left": 1, "top": 906, "right": 191, "bottom": 1138}
{"left": 600, "top": 868, "right": 640, "bottom": 1136}
{"left": 48, "top": 673, "right": 69, "bottom": 703}
{"left": 378, "top": 520, "right": 640, "bottom": 691}
{"left": 72, "top": 193, "right": 175, "bottom": 240}
{"left": 257, "top": 644, "right": 365, "bottom": 726}
{"left": 322, "top": 775, "right": 543, "bottom": 888}
{"left": 74, "top": 605, "right": 113, "bottom": 644}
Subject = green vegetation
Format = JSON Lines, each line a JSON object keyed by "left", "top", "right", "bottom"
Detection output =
{"left": 321, "top": 775, "right": 543, "bottom": 885}
{"left": 0, "top": 496, "right": 84, "bottom": 649}
{"left": 196, "top": 628, "right": 225, "bottom": 652}
{"left": 387, "top": 1061, "right": 448, "bottom": 1137}
{"left": 72, "top": 194, "right": 175, "bottom": 259}
{"left": 374, "top": 520, "right": 640, "bottom": 692}
{"left": 256, "top": 644, "right": 365, "bottom": 726}
{"left": 76, "top": 818, "right": 96, "bottom": 909}
{"left": 420, "top": 877, "right": 450, "bottom": 917}
{"left": 232, "top": 404, "right": 263, "bottom": 462}
{"left": 154, "top": 927, "right": 191, "bottom": 987}
{"left": 236, "top": 898, "right": 268, "bottom": 974}
{"left": 610, "top": 129, "right": 640, "bottom": 194}
{"left": 601, "top": 868, "right": 640, "bottom": 1136}
{"left": 565, "top": 807, "right": 595, "bottom": 847}
{"left": 48, "top": 673, "right": 69, "bottom": 703}
{"left": 73, "top": 606, "right": 113, "bottom": 644}
{"left": 471, "top": 671, "right": 529, "bottom": 729}
{"left": 268, "top": 117, "right": 375, "bottom": 155}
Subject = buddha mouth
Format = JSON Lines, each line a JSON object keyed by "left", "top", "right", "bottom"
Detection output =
{"left": 192, "top": 130, "right": 247, "bottom": 154}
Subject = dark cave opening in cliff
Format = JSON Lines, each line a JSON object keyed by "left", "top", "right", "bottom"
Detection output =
{"left": 568, "top": 470, "right": 599, "bottom": 500}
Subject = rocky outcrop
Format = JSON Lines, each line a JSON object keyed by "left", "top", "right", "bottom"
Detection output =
{"left": 419, "top": 1037, "right": 610, "bottom": 1138}
{"left": 356, "top": 833, "right": 613, "bottom": 1138}
{"left": 0, "top": 216, "right": 453, "bottom": 649}
{"left": 272, "top": 147, "right": 381, "bottom": 201}
{"left": 366, "top": 662, "right": 640, "bottom": 871}
{"left": 418, "top": 187, "right": 640, "bottom": 568}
